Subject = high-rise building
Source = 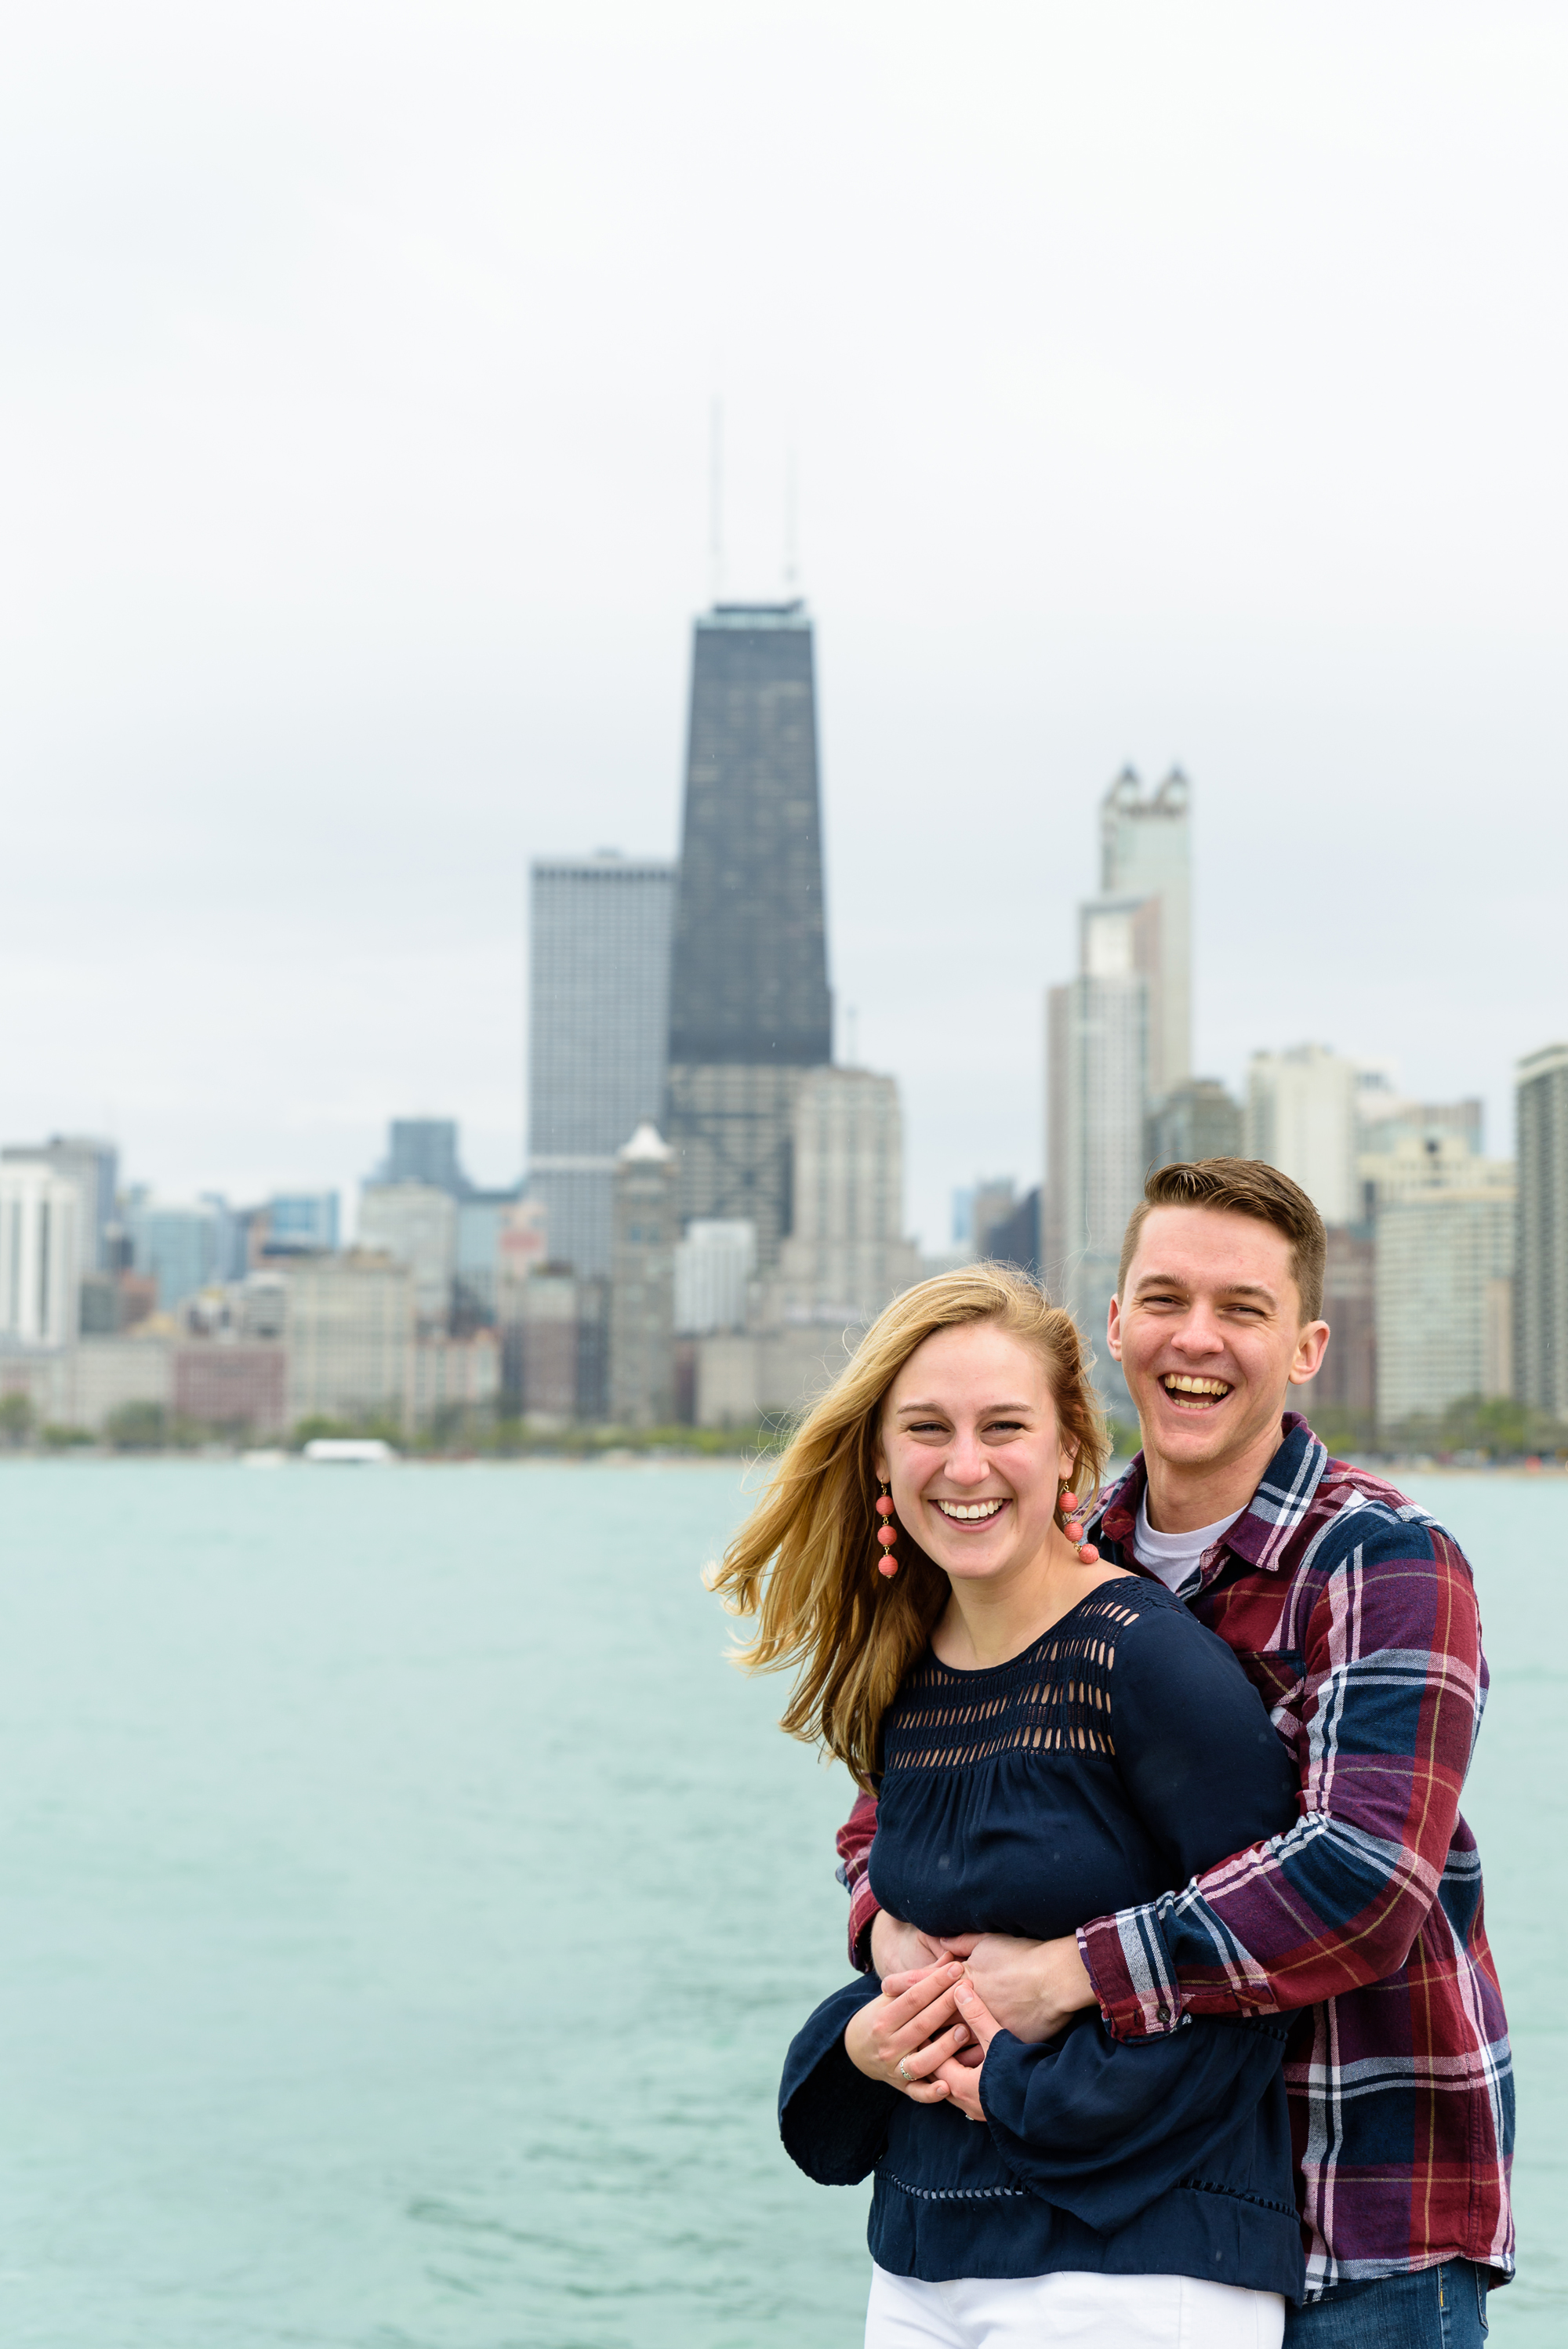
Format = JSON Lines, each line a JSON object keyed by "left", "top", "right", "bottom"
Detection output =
{"left": 261, "top": 1193, "right": 339, "bottom": 1254}
{"left": 983, "top": 1188, "right": 1040, "bottom": 1277}
{"left": 1375, "top": 1180, "right": 1516, "bottom": 1429}
{"left": 122, "top": 1196, "right": 227, "bottom": 1311}
{"left": 0, "top": 1164, "right": 82, "bottom": 1347}
{"left": 1312, "top": 1225, "right": 1377, "bottom": 1421}
{"left": 528, "top": 852, "right": 676, "bottom": 1280}
{"left": 2, "top": 1136, "right": 118, "bottom": 1272}
{"left": 1100, "top": 767, "right": 1191, "bottom": 1101}
{"left": 1043, "top": 774, "right": 1192, "bottom": 1406}
{"left": 665, "top": 602, "right": 833, "bottom": 1265}
{"left": 1516, "top": 1041, "right": 1568, "bottom": 1418}
{"left": 773, "top": 1069, "right": 920, "bottom": 1323}
{"left": 1246, "top": 1045, "right": 1359, "bottom": 1225}
{"left": 674, "top": 1221, "right": 757, "bottom": 1336}
{"left": 608, "top": 1124, "right": 679, "bottom": 1426}
{"left": 356, "top": 1183, "right": 458, "bottom": 1327}
{"left": 378, "top": 1120, "right": 474, "bottom": 1197}
{"left": 1044, "top": 971, "right": 1145, "bottom": 1404}
{"left": 1146, "top": 1079, "right": 1243, "bottom": 1173}
{"left": 280, "top": 1252, "right": 416, "bottom": 1432}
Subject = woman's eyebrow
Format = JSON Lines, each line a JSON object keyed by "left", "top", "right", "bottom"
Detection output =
{"left": 894, "top": 1399, "right": 1035, "bottom": 1415}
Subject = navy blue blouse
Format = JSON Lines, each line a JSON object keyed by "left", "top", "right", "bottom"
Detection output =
{"left": 779, "top": 1576, "right": 1305, "bottom": 2297}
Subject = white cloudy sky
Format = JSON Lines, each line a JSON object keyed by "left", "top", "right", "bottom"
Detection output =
{"left": 2, "top": 1, "right": 1563, "bottom": 1246}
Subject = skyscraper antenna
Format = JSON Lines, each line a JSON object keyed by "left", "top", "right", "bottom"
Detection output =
{"left": 709, "top": 398, "right": 724, "bottom": 605}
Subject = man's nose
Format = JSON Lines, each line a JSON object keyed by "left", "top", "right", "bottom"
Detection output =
{"left": 1171, "top": 1309, "right": 1225, "bottom": 1356}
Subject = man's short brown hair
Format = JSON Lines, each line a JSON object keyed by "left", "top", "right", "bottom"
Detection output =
{"left": 1116, "top": 1159, "right": 1327, "bottom": 1322}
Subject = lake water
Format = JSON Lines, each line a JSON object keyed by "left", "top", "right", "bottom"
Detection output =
{"left": 0, "top": 1460, "right": 1557, "bottom": 2347}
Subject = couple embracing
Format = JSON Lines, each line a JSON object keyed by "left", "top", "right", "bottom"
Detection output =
{"left": 712, "top": 1159, "right": 1512, "bottom": 2348}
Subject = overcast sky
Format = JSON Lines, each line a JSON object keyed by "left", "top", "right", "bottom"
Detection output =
{"left": 2, "top": 2, "right": 1564, "bottom": 1247}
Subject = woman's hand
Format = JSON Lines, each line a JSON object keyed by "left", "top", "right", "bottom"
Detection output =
{"left": 931, "top": 1977, "right": 1004, "bottom": 2122}
{"left": 844, "top": 1961, "right": 973, "bottom": 2102}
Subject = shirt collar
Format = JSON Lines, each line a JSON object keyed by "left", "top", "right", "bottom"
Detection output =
{"left": 1092, "top": 1410, "right": 1329, "bottom": 1576}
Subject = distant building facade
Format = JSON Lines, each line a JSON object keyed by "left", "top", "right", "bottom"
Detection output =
{"left": 1375, "top": 1179, "right": 1516, "bottom": 1428}
{"left": 1099, "top": 766, "right": 1191, "bottom": 1099}
{"left": 261, "top": 1193, "right": 339, "bottom": 1254}
{"left": 2, "top": 1135, "right": 117, "bottom": 1273}
{"left": 1044, "top": 899, "right": 1149, "bottom": 1406}
{"left": 1146, "top": 1079, "right": 1243, "bottom": 1173}
{"left": 281, "top": 1253, "right": 415, "bottom": 1430}
{"left": 984, "top": 1188, "right": 1040, "bottom": 1278}
{"left": 377, "top": 1120, "right": 474, "bottom": 1196}
{"left": 0, "top": 1162, "right": 82, "bottom": 1347}
{"left": 1311, "top": 1225, "right": 1377, "bottom": 1421}
{"left": 665, "top": 604, "right": 832, "bottom": 1265}
{"left": 608, "top": 1125, "right": 678, "bottom": 1427}
{"left": 172, "top": 1343, "right": 288, "bottom": 1434}
{"left": 674, "top": 1221, "right": 757, "bottom": 1336}
{"left": 1516, "top": 1041, "right": 1568, "bottom": 1419}
{"left": 1246, "top": 1045, "right": 1359, "bottom": 1225}
{"left": 122, "top": 1196, "right": 227, "bottom": 1311}
{"left": 773, "top": 1069, "right": 920, "bottom": 1324}
{"left": 356, "top": 1183, "right": 458, "bottom": 1327}
{"left": 528, "top": 853, "right": 676, "bottom": 1280}
{"left": 506, "top": 1270, "right": 608, "bottom": 1422}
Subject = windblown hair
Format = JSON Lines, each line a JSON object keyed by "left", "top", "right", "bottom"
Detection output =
{"left": 1117, "top": 1158, "right": 1327, "bottom": 1321}
{"left": 710, "top": 1263, "right": 1108, "bottom": 1791}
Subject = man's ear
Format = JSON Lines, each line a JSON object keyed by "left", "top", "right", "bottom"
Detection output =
{"left": 1288, "top": 1320, "right": 1331, "bottom": 1387}
{"left": 1105, "top": 1294, "right": 1123, "bottom": 1363}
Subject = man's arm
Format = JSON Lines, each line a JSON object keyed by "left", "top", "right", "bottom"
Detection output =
{"left": 1080, "top": 1525, "right": 1484, "bottom": 2041}
{"left": 836, "top": 1791, "right": 880, "bottom": 1972}
{"left": 836, "top": 1791, "right": 959, "bottom": 1981}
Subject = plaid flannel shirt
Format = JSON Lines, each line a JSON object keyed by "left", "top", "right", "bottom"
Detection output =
{"left": 836, "top": 1414, "right": 1515, "bottom": 2295}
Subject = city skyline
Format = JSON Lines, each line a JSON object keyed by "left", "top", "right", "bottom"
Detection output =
{"left": 1, "top": 10, "right": 1562, "bottom": 1251}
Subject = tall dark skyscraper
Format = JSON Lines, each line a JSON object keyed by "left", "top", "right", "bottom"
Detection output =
{"left": 666, "top": 601, "right": 832, "bottom": 1263}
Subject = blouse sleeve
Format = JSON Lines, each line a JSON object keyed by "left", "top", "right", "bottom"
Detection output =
{"left": 776, "top": 1973, "right": 893, "bottom": 2186}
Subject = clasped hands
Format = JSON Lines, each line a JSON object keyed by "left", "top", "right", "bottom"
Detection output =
{"left": 844, "top": 1912, "right": 1097, "bottom": 2125}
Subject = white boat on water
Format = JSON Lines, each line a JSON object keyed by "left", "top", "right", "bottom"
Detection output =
{"left": 301, "top": 1438, "right": 401, "bottom": 1466}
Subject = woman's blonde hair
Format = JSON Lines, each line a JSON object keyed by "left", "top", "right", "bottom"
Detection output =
{"left": 710, "top": 1263, "right": 1109, "bottom": 1790}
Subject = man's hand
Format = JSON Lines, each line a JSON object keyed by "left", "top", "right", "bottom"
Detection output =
{"left": 957, "top": 1933, "right": 1097, "bottom": 2043}
{"left": 931, "top": 1978, "right": 1004, "bottom": 2122}
{"left": 869, "top": 1909, "right": 957, "bottom": 1983}
{"left": 844, "top": 1962, "right": 973, "bottom": 2104}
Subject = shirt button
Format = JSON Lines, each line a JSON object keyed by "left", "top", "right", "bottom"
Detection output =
{"left": 1156, "top": 2003, "right": 1171, "bottom": 2022}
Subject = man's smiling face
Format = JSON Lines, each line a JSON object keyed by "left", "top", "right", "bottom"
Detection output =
{"left": 1107, "top": 1205, "right": 1329, "bottom": 1478}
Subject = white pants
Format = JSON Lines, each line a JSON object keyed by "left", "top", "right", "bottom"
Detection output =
{"left": 866, "top": 2264, "right": 1286, "bottom": 2349}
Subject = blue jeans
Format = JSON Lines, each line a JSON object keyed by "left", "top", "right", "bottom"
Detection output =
{"left": 1286, "top": 2262, "right": 1489, "bottom": 2347}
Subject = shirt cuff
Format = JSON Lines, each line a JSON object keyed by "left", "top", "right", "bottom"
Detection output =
{"left": 848, "top": 1874, "right": 880, "bottom": 1974}
{"left": 1077, "top": 1911, "right": 1185, "bottom": 2041}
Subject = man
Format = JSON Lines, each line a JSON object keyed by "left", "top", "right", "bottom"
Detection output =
{"left": 837, "top": 1160, "right": 1512, "bottom": 2344}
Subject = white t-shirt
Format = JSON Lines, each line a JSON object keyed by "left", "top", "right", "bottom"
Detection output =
{"left": 1132, "top": 1492, "right": 1244, "bottom": 1596}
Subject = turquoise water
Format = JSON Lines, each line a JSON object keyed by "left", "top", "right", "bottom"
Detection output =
{"left": 0, "top": 1461, "right": 1556, "bottom": 2347}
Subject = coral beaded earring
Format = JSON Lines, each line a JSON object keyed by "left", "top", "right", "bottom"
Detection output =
{"left": 875, "top": 1482, "right": 899, "bottom": 1577}
{"left": 1058, "top": 1483, "right": 1100, "bottom": 1565}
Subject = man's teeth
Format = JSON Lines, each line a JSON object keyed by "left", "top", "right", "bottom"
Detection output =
{"left": 934, "top": 1499, "right": 1007, "bottom": 1520}
{"left": 1162, "top": 1375, "right": 1231, "bottom": 1397}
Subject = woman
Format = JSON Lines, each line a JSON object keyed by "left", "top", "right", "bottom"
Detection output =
{"left": 711, "top": 1266, "right": 1302, "bottom": 2348}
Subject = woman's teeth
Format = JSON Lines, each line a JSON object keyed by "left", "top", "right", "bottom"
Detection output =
{"left": 933, "top": 1499, "right": 1006, "bottom": 1520}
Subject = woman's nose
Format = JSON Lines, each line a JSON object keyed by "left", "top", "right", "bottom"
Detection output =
{"left": 946, "top": 1436, "right": 989, "bottom": 1483}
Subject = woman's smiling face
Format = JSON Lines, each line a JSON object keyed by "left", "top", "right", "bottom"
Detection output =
{"left": 875, "top": 1322, "right": 1080, "bottom": 1588}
